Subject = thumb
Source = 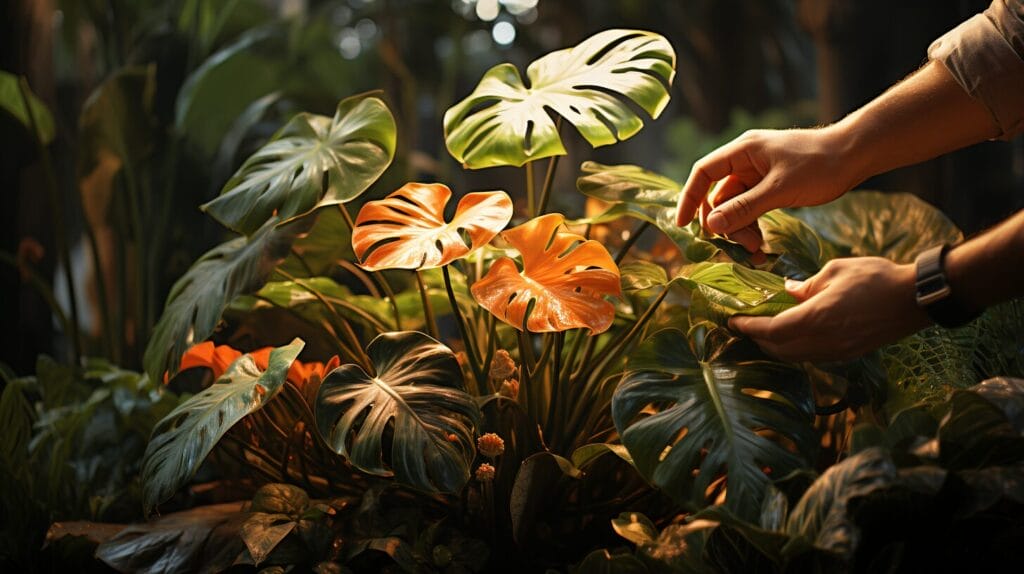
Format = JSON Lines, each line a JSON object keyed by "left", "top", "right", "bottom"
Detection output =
{"left": 785, "top": 273, "right": 827, "bottom": 302}
{"left": 705, "top": 186, "right": 774, "bottom": 235}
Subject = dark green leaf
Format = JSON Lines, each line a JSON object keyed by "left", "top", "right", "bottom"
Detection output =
{"left": 938, "top": 382, "right": 1024, "bottom": 470}
{"left": 78, "top": 66, "right": 157, "bottom": 179}
{"left": 141, "top": 340, "right": 304, "bottom": 511}
{"left": 315, "top": 331, "right": 481, "bottom": 493}
{"left": 144, "top": 216, "right": 309, "bottom": 383}
{"left": 95, "top": 502, "right": 247, "bottom": 574}
{"left": 0, "top": 71, "right": 55, "bottom": 144}
{"left": 760, "top": 210, "right": 836, "bottom": 280}
{"left": 203, "top": 92, "right": 397, "bottom": 234}
{"left": 250, "top": 483, "right": 310, "bottom": 516}
{"left": 572, "top": 442, "right": 635, "bottom": 469}
{"left": 613, "top": 329, "right": 816, "bottom": 521}
{"left": 786, "top": 191, "right": 962, "bottom": 263}
{"left": 785, "top": 447, "right": 897, "bottom": 559}
{"left": 444, "top": 31, "right": 675, "bottom": 169}
{"left": 509, "top": 452, "right": 581, "bottom": 545}
{"left": 611, "top": 512, "right": 658, "bottom": 546}
{"left": 241, "top": 512, "right": 297, "bottom": 566}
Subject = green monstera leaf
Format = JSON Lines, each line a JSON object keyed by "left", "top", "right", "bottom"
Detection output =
{"left": 574, "top": 161, "right": 746, "bottom": 262}
{"left": 612, "top": 328, "right": 817, "bottom": 521}
{"left": 202, "top": 92, "right": 396, "bottom": 235}
{"left": 444, "top": 30, "right": 675, "bottom": 169}
{"left": 786, "top": 191, "right": 962, "bottom": 263}
{"left": 141, "top": 340, "right": 304, "bottom": 512}
{"left": 144, "top": 216, "right": 310, "bottom": 383}
{"left": 315, "top": 331, "right": 481, "bottom": 493}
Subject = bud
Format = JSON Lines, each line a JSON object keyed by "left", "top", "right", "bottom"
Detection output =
{"left": 475, "top": 463, "right": 496, "bottom": 482}
{"left": 489, "top": 349, "right": 517, "bottom": 381}
{"left": 498, "top": 378, "right": 519, "bottom": 401}
{"left": 477, "top": 432, "right": 505, "bottom": 458}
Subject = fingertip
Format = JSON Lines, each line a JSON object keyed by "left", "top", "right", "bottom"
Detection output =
{"left": 784, "top": 278, "right": 804, "bottom": 293}
{"left": 706, "top": 211, "right": 727, "bottom": 234}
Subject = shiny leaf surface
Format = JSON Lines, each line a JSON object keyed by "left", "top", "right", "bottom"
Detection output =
{"left": 472, "top": 214, "right": 620, "bottom": 333}
{"left": 444, "top": 30, "right": 675, "bottom": 168}
{"left": 315, "top": 331, "right": 481, "bottom": 492}
{"left": 203, "top": 92, "right": 396, "bottom": 234}
{"left": 352, "top": 183, "right": 512, "bottom": 271}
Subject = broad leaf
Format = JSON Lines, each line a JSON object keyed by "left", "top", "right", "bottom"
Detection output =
{"left": 141, "top": 340, "right": 304, "bottom": 511}
{"left": 241, "top": 513, "right": 297, "bottom": 566}
{"left": 759, "top": 210, "right": 837, "bottom": 280}
{"left": 0, "top": 71, "right": 55, "bottom": 144}
{"left": 612, "top": 328, "right": 817, "bottom": 521}
{"left": 472, "top": 214, "right": 621, "bottom": 333}
{"left": 315, "top": 331, "right": 481, "bottom": 492}
{"left": 574, "top": 161, "right": 740, "bottom": 262}
{"left": 444, "top": 30, "right": 675, "bottom": 168}
{"left": 677, "top": 262, "right": 798, "bottom": 323}
{"left": 786, "top": 191, "right": 962, "bottom": 263}
{"left": 620, "top": 261, "right": 668, "bottom": 292}
{"left": 203, "top": 92, "right": 397, "bottom": 234}
{"left": 509, "top": 452, "right": 581, "bottom": 546}
{"left": 95, "top": 502, "right": 248, "bottom": 573}
{"left": 352, "top": 183, "right": 512, "bottom": 271}
{"left": 785, "top": 447, "right": 897, "bottom": 559}
{"left": 144, "top": 216, "right": 309, "bottom": 383}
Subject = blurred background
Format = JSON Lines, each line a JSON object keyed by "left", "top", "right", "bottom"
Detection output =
{"left": 2, "top": 0, "right": 1022, "bottom": 374}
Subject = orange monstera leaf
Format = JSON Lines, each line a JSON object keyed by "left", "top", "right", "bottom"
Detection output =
{"left": 471, "top": 213, "right": 621, "bottom": 334}
{"left": 352, "top": 182, "right": 513, "bottom": 271}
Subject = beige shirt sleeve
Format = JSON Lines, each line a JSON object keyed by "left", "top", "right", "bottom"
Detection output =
{"left": 928, "top": 0, "right": 1024, "bottom": 140}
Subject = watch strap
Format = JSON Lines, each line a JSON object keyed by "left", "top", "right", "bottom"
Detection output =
{"left": 914, "top": 244, "right": 979, "bottom": 328}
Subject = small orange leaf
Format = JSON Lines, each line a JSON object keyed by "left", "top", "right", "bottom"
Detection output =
{"left": 352, "top": 182, "right": 512, "bottom": 271}
{"left": 471, "top": 214, "right": 620, "bottom": 334}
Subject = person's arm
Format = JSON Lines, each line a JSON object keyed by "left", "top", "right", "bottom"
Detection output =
{"left": 674, "top": 60, "right": 999, "bottom": 239}
{"left": 729, "top": 209, "right": 1024, "bottom": 362}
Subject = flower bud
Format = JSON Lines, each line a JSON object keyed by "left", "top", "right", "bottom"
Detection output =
{"left": 498, "top": 378, "right": 519, "bottom": 401}
{"left": 477, "top": 432, "right": 505, "bottom": 458}
{"left": 475, "top": 463, "right": 496, "bottom": 482}
{"left": 489, "top": 349, "right": 517, "bottom": 380}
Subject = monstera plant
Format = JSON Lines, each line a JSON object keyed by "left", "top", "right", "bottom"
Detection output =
{"left": 73, "top": 26, "right": 1021, "bottom": 573}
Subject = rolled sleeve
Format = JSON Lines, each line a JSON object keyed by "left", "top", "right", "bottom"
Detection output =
{"left": 928, "top": 1, "right": 1024, "bottom": 140}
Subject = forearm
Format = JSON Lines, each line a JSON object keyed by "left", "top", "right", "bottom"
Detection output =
{"left": 827, "top": 60, "right": 1000, "bottom": 186}
{"left": 946, "top": 209, "right": 1024, "bottom": 310}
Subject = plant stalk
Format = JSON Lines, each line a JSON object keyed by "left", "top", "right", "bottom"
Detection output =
{"left": 536, "top": 154, "right": 560, "bottom": 216}
{"left": 614, "top": 220, "right": 651, "bottom": 265}
{"left": 525, "top": 161, "right": 536, "bottom": 217}
{"left": 443, "top": 265, "right": 485, "bottom": 390}
{"left": 338, "top": 204, "right": 401, "bottom": 329}
{"left": 19, "top": 78, "right": 82, "bottom": 365}
{"left": 415, "top": 270, "right": 439, "bottom": 339}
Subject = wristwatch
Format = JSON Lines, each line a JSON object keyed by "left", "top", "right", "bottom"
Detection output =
{"left": 914, "top": 244, "right": 979, "bottom": 328}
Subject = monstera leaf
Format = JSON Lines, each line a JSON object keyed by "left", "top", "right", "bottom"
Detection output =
{"left": 144, "top": 216, "right": 309, "bottom": 383}
{"left": 203, "top": 92, "right": 396, "bottom": 234}
{"left": 786, "top": 191, "right": 962, "bottom": 263}
{"left": 612, "top": 328, "right": 817, "bottom": 521}
{"left": 141, "top": 340, "right": 304, "bottom": 511}
{"left": 677, "top": 262, "right": 798, "bottom": 324}
{"left": 444, "top": 30, "right": 675, "bottom": 169}
{"left": 471, "top": 214, "right": 621, "bottom": 333}
{"left": 352, "top": 183, "right": 513, "bottom": 271}
{"left": 575, "top": 161, "right": 742, "bottom": 262}
{"left": 315, "top": 331, "right": 481, "bottom": 492}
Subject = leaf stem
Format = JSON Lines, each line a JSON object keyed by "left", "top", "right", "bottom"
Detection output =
{"left": 545, "top": 332, "right": 565, "bottom": 435}
{"left": 614, "top": 220, "right": 651, "bottom": 265}
{"left": 19, "top": 78, "right": 81, "bottom": 365}
{"left": 443, "top": 265, "right": 485, "bottom": 391}
{"left": 526, "top": 161, "right": 536, "bottom": 217}
{"left": 536, "top": 154, "right": 560, "bottom": 216}
{"left": 415, "top": 270, "right": 439, "bottom": 339}
{"left": 338, "top": 204, "right": 401, "bottom": 329}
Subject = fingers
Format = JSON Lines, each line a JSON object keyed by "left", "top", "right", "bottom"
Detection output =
{"left": 676, "top": 139, "right": 753, "bottom": 227}
{"left": 705, "top": 181, "right": 774, "bottom": 235}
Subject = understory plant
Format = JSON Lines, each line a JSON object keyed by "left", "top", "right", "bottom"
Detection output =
{"left": 29, "top": 27, "right": 1024, "bottom": 573}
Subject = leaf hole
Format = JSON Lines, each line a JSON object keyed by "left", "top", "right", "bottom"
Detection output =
{"left": 585, "top": 32, "right": 644, "bottom": 66}
{"left": 524, "top": 120, "right": 535, "bottom": 152}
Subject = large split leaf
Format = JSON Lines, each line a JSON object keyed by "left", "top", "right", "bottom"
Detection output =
{"left": 0, "top": 71, "right": 55, "bottom": 144}
{"left": 202, "top": 92, "right": 397, "bottom": 234}
{"left": 471, "top": 214, "right": 621, "bottom": 333}
{"left": 786, "top": 191, "right": 962, "bottom": 263}
{"left": 144, "top": 216, "right": 309, "bottom": 383}
{"left": 612, "top": 328, "right": 817, "bottom": 521}
{"left": 141, "top": 340, "right": 303, "bottom": 511}
{"left": 574, "top": 161, "right": 738, "bottom": 262}
{"left": 352, "top": 183, "right": 512, "bottom": 271}
{"left": 444, "top": 30, "right": 675, "bottom": 169}
{"left": 315, "top": 331, "right": 481, "bottom": 492}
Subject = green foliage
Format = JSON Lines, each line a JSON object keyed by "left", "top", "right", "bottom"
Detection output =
{"left": 0, "top": 72, "right": 55, "bottom": 144}
{"left": 315, "top": 331, "right": 481, "bottom": 493}
{"left": 202, "top": 92, "right": 397, "bottom": 235}
{"left": 613, "top": 328, "right": 817, "bottom": 521}
{"left": 144, "top": 216, "right": 309, "bottom": 383}
{"left": 141, "top": 339, "right": 304, "bottom": 511}
{"left": 444, "top": 30, "right": 675, "bottom": 168}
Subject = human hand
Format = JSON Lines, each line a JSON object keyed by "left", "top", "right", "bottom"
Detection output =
{"left": 729, "top": 257, "right": 931, "bottom": 362}
{"left": 675, "top": 127, "right": 860, "bottom": 254}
